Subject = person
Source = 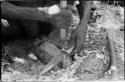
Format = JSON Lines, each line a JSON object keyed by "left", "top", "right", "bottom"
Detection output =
{"left": 1, "top": 1, "right": 61, "bottom": 24}
{"left": 1, "top": 1, "right": 62, "bottom": 38}
{"left": 1, "top": 1, "right": 73, "bottom": 75}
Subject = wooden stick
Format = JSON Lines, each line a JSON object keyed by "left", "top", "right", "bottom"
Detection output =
{"left": 60, "top": 0, "right": 67, "bottom": 8}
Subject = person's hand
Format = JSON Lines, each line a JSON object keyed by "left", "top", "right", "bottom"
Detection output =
{"left": 38, "top": 5, "right": 61, "bottom": 16}
{"left": 1, "top": 19, "right": 9, "bottom": 27}
{"left": 48, "top": 5, "right": 61, "bottom": 15}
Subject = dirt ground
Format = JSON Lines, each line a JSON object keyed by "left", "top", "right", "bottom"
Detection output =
{"left": 1, "top": 1, "right": 124, "bottom": 81}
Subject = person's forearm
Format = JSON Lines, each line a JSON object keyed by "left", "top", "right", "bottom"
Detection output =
{"left": 1, "top": 2, "right": 50, "bottom": 22}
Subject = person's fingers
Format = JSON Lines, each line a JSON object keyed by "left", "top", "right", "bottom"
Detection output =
{"left": 37, "top": 7, "right": 48, "bottom": 13}
{"left": 48, "top": 5, "right": 61, "bottom": 15}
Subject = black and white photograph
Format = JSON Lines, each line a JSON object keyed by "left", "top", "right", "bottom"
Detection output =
{"left": 1, "top": 0, "right": 124, "bottom": 81}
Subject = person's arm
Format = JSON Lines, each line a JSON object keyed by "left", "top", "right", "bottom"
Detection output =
{"left": 1, "top": 2, "right": 50, "bottom": 22}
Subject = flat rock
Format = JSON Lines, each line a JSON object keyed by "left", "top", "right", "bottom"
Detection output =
{"left": 75, "top": 54, "right": 110, "bottom": 80}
